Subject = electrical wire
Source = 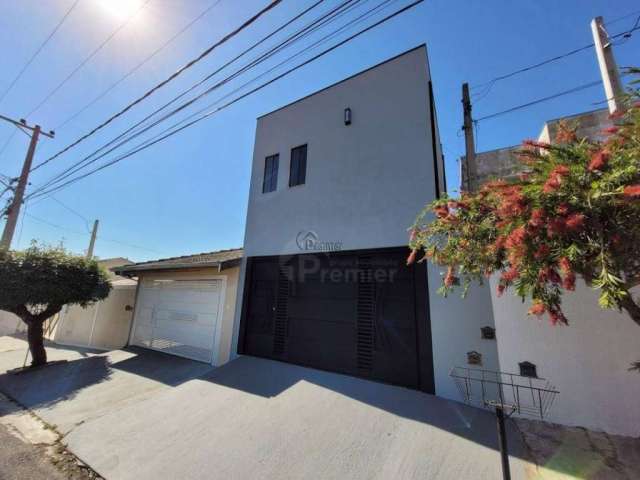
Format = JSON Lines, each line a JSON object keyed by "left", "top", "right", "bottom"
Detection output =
{"left": 26, "top": 0, "right": 153, "bottom": 118}
{"left": 27, "top": 0, "right": 424, "bottom": 200}
{"left": 475, "top": 80, "right": 602, "bottom": 123}
{"left": 471, "top": 23, "right": 640, "bottom": 102}
{"left": 0, "top": 0, "right": 81, "bottom": 105}
{"left": 54, "top": 0, "right": 226, "bottom": 131}
{"left": 31, "top": 0, "right": 361, "bottom": 187}
{"left": 50, "top": 196, "right": 92, "bottom": 232}
{"left": 24, "top": 212, "right": 164, "bottom": 254}
{"left": 34, "top": 0, "right": 284, "bottom": 168}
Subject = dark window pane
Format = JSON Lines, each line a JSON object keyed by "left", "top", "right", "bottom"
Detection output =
{"left": 262, "top": 154, "right": 279, "bottom": 193}
{"left": 289, "top": 144, "right": 307, "bottom": 187}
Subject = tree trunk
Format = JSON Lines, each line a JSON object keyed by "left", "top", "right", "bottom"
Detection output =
{"left": 12, "top": 304, "right": 62, "bottom": 367}
{"left": 27, "top": 321, "right": 47, "bottom": 366}
{"left": 619, "top": 293, "right": 640, "bottom": 328}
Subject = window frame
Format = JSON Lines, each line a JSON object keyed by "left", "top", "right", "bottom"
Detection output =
{"left": 262, "top": 153, "right": 279, "bottom": 193}
{"left": 289, "top": 144, "right": 307, "bottom": 187}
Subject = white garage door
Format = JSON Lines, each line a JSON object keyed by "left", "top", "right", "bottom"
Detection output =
{"left": 130, "top": 279, "right": 223, "bottom": 363}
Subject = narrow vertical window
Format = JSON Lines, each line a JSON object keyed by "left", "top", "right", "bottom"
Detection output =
{"left": 289, "top": 144, "right": 307, "bottom": 187}
{"left": 262, "top": 154, "right": 279, "bottom": 193}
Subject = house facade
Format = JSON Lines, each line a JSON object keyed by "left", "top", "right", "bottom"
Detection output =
{"left": 114, "top": 249, "right": 242, "bottom": 366}
{"left": 231, "top": 46, "right": 498, "bottom": 396}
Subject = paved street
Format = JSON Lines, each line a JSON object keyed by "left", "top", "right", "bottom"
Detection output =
{"left": 0, "top": 422, "right": 66, "bottom": 480}
{"left": 0, "top": 335, "right": 531, "bottom": 480}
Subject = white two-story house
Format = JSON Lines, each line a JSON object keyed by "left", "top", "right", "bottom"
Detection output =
{"left": 231, "top": 45, "right": 497, "bottom": 396}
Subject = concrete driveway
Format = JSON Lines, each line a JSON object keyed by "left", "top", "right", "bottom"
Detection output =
{"left": 0, "top": 336, "right": 532, "bottom": 479}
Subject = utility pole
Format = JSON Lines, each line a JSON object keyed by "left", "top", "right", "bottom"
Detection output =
{"left": 86, "top": 219, "right": 99, "bottom": 260}
{"left": 461, "top": 83, "right": 477, "bottom": 192}
{"left": 0, "top": 114, "right": 54, "bottom": 250}
{"left": 591, "top": 16, "right": 625, "bottom": 115}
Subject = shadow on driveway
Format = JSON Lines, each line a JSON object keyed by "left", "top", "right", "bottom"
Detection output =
{"left": 198, "top": 355, "right": 530, "bottom": 462}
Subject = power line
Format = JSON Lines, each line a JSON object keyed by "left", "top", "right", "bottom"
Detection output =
{"left": 471, "top": 23, "right": 640, "bottom": 101}
{"left": 25, "top": 0, "right": 153, "bottom": 118}
{"left": 0, "top": 0, "right": 81, "bottom": 106}
{"left": 50, "top": 196, "right": 91, "bottom": 232}
{"left": 28, "top": 0, "right": 373, "bottom": 196}
{"left": 34, "top": 0, "right": 284, "bottom": 169}
{"left": 475, "top": 80, "right": 602, "bottom": 123}
{"left": 27, "top": 0, "right": 424, "bottom": 200}
{"left": 23, "top": 212, "right": 164, "bottom": 254}
{"left": 54, "top": 0, "right": 225, "bottom": 131}
{"left": 31, "top": 0, "right": 359, "bottom": 188}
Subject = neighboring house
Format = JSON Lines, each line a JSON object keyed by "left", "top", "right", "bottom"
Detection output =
{"left": 463, "top": 108, "right": 640, "bottom": 437}
{"left": 113, "top": 248, "right": 242, "bottom": 366}
{"left": 231, "top": 45, "right": 498, "bottom": 397}
{"left": 0, "top": 257, "right": 135, "bottom": 343}
{"left": 461, "top": 108, "right": 613, "bottom": 192}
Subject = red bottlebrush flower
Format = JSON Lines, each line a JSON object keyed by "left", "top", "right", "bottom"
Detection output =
{"left": 496, "top": 284, "right": 506, "bottom": 297}
{"left": 501, "top": 267, "right": 520, "bottom": 283}
{"left": 553, "top": 165, "right": 570, "bottom": 176}
{"left": 543, "top": 177, "right": 561, "bottom": 193}
{"left": 546, "top": 218, "right": 567, "bottom": 237}
{"left": 602, "top": 126, "right": 619, "bottom": 135}
{"left": 563, "top": 271, "right": 576, "bottom": 291}
{"left": 538, "top": 267, "right": 561, "bottom": 284}
{"left": 528, "top": 302, "right": 546, "bottom": 317}
{"left": 529, "top": 209, "right": 545, "bottom": 228}
{"left": 588, "top": 150, "right": 609, "bottom": 171}
{"left": 434, "top": 204, "right": 450, "bottom": 218}
{"left": 554, "top": 124, "right": 577, "bottom": 143}
{"left": 556, "top": 203, "right": 570, "bottom": 216}
{"left": 505, "top": 226, "right": 527, "bottom": 249}
{"left": 444, "top": 267, "right": 457, "bottom": 287}
{"left": 623, "top": 185, "right": 640, "bottom": 198}
{"left": 522, "top": 139, "right": 551, "bottom": 149}
{"left": 534, "top": 244, "right": 550, "bottom": 260}
{"left": 548, "top": 309, "right": 568, "bottom": 325}
{"left": 542, "top": 166, "right": 568, "bottom": 194}
{"left": 558, "top": 257, "right": 572, "bottom": 274}
{"left": 565, "top": 213, "right": 585, "bottom": 230}
{"left": 407, "top": 249, "right": 417, "bottom": 265}
{"left": 548, "top": 269, "right": 562, "bottom": 284}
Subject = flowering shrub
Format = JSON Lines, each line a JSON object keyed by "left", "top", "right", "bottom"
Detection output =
{"left": 409, "top": 92, "right": 640, "bottom": 327}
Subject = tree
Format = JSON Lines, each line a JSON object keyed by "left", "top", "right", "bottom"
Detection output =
{"left": 0, "top": 243, "right": 111, "bottom": 366}
{"left": 408, "top": 93, "right": 640, "bottom": 327}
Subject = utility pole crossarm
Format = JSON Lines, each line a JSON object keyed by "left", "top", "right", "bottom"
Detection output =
{"left": 0, "top": 114, "right": 55, "bottom": 138}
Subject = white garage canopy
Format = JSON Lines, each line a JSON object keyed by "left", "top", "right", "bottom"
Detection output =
{"left": 131, "top": 279, "right": 223, "bottom": 363}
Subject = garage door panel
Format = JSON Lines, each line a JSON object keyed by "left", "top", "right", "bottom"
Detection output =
{"left": 288, "top": 297, "right": 356, "bottom": 323}
{"left": 242, "top": 250, "right": 434, "bottom": 392}
{"left": 130, "top": 279, "right": 222, "bottom": 363}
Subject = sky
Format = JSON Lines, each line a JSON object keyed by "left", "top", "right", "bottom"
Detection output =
{"left": 0, "top": 0, "right": 638, "bottom": 262}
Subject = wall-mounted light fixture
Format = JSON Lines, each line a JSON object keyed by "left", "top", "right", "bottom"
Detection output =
{"left": 344, "top": 107, "right": 352, "bottom": 126}
{"left": 519, "top": 361, "right": 537, "bottom": 378}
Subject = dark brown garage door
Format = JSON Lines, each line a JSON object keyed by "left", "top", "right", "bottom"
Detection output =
{"left": 239, "top": 247, "right": 434, "bottom": 393}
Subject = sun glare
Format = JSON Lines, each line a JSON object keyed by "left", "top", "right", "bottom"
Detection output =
{"left": 97, "top": 0, "right": 146, "bottom": 22}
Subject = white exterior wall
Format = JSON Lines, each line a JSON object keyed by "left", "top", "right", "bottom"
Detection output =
{"left": 490, "top": 276, "right": 640, "bottom": 437}
{"left": 0, "top": 311, "right": 26, "bottom": 336}
{"left": 244, "top": 46, "right": 439, "bottom": 257}
{"left": 428, "top": 267, "right": 499, "bottom": 400}
{"left": 54, "top": 283, "right": 137, "bottom": 351}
